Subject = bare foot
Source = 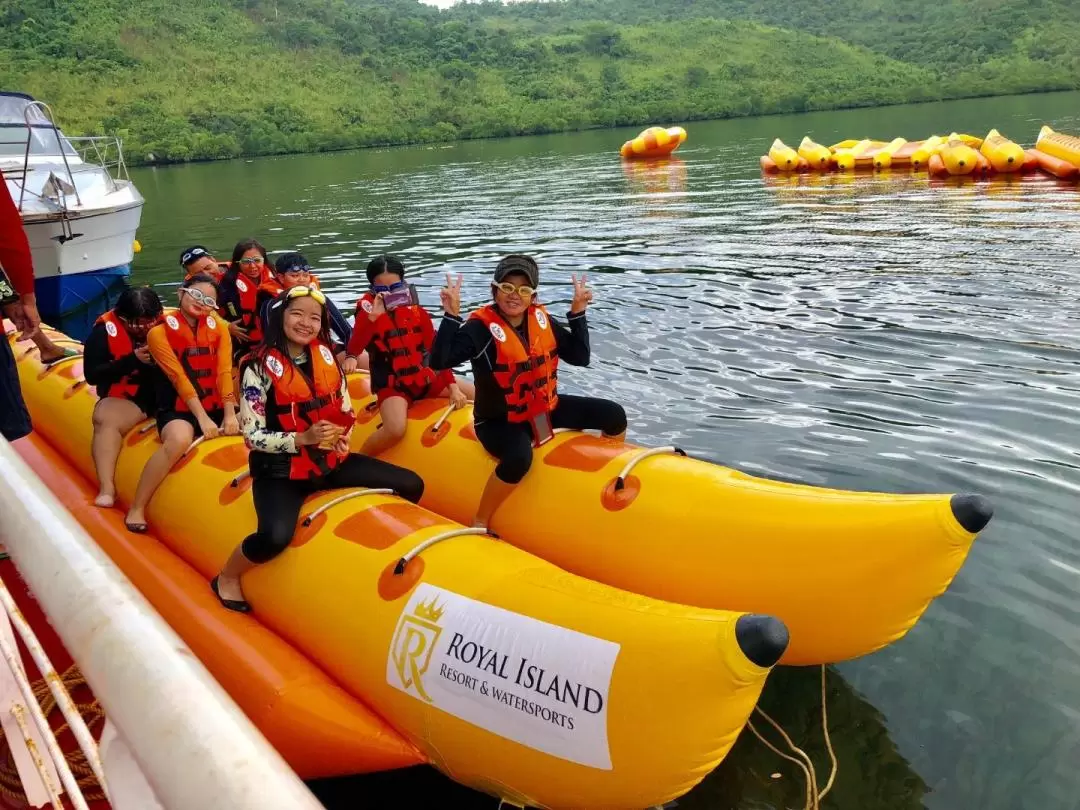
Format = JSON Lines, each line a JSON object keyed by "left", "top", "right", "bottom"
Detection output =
{"left": 215, "top": 575, "right": 245, "bottom": 602}
{"left": 93, "top": 492, "right": 115, "bottom": 508}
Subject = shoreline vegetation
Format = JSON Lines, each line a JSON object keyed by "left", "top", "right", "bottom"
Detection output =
{"left": 3, "top": 0, "right": 1078, "bottom": 167}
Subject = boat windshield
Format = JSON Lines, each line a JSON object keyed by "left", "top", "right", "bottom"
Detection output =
{"left": 0, "top": 93, "right": 78, "bottom": 158}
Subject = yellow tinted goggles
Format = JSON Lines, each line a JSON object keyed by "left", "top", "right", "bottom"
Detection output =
{"left": 283, "top": 285, "right": 326, "bottom": 305}
{"left": 495, "top": 281, "right": 537, "bottom": 298}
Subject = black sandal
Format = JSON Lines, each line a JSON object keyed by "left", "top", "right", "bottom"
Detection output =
{"left": 211, "top": 576, "right": 251, "bottom": 613}
{"left": 125, "top": 521, "right": 148, "bottom": 534}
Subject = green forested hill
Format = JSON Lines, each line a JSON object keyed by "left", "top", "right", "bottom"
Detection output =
{"left": 1, "top": 0, "right": 1077, "bottom": 164}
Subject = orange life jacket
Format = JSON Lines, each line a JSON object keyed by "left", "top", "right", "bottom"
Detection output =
{"left": 356, "top": 293, "right": 435, "bottom": 392}
{"left": 95, "top": 311, "right": 140, "bottom": 400}
{"left": 469, "top": 304, "right": 559, "bottom": 424}
{"left": 231, "top": 268, "right": 273, "bottom": 341}
{"left": 162, "top": 309, "right": 224, "bottom": 412}
{"left": 263, "top": 340, "right": 349, "bottom": 480}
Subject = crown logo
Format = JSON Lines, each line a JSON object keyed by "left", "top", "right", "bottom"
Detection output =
{"left": 413, "top": 598, "right": 444, "bottom": 623}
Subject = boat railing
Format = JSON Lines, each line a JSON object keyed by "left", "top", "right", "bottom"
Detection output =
{"left": 0, "top": 437, "right": 325, "bottom": 810}
{"left": 17, "top": 100, "right": 82, "bottom": 211}
{"left": 68, "top": 135, "right": 132, "bottom": 185}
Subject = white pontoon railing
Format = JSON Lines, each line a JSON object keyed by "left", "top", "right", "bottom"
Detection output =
{"left": 0, "top": 437, "right": 325, "bottom": 809}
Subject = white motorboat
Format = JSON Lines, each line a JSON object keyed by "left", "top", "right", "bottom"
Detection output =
{"left": 1, "top": 91, "right": 144, "bottom": 338}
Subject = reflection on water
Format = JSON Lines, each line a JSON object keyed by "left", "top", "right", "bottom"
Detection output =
{"left": 129, "top": 90, "right": 1080, "bottom": 810}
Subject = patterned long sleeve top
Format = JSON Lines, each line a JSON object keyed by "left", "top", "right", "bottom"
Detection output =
{"left": 239, "top": 354, "right": 353, "bottom": 455}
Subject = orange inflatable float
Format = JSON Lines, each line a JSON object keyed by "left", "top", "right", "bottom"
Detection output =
{"left": 620, "top": 126, "right": 687, "bottom": 160}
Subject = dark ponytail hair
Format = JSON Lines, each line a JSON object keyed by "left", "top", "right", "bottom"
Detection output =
{"left": 365, "top": 255, "right": 405, "bottom": 286}
{"left": 114, "top": 286, "right": 163, "bottom": 321}
{"left": 230, "top": 238, "right": 268, "bottom": 270}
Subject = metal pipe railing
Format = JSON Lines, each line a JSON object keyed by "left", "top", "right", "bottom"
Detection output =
{"left": 0, "top": 438, "right": 325, "bottom": 810}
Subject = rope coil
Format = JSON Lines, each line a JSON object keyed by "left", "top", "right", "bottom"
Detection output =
{"left": 0, "top": 665, "right": 106, "bottom": 804}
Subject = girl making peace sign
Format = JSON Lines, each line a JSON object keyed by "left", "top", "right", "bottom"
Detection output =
{"left": 429, "top": 254, "right": 627, "bottom": 530}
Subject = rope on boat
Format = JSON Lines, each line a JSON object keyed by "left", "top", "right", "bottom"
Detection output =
{"left": 0, "top": 665, "right": 106, "bottom": 804}
{"left": 301, "top": 488, "right": 396, "bottom": 526}
{"left": 747, "top": 664, "right": 837, "bottom": 810}
{"left": 393, "top": 528, "right": 491, "bottom": 575}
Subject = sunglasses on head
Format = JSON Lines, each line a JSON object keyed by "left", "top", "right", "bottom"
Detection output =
{"left": 283, "top": 285, "right": 326, "bottom": 305}
{"left": 181, "top": 287, "right": 218, "bottom": 309}
{"left": 495, "top": 281, "right": 537, "bottom": 298}
{"left": 181, "top": 248, "right": 209, "bottom": 265}
{"left": 239, "top": 256, "right": 265, "bottom": 266}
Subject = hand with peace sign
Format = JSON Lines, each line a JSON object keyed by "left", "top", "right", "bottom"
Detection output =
{"left": 440, "top": 272, "right": 463, "bottom": 317}
{"left": 570, "top": 273, "right": 593, "bottom": 315}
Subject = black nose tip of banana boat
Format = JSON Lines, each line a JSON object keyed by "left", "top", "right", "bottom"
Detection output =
{"left": 950, "top": 494, "right": 994, "bottom": 534}
{"left": 735, "top": 614, "right": 790, "bottom": 668}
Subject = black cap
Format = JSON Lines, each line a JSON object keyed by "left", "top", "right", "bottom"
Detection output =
{"left": 494, "top": 255, "right": 539, "bottom": 288}
{"left": 275, "top": 252, "right": 312, "bottom": 275}
{"left": 180, "top": 245, "right": 211, "bottom": 267}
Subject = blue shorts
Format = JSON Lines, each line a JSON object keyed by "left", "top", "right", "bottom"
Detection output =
{"left": 0, "top": 336, "right": 31, "bottom": 442}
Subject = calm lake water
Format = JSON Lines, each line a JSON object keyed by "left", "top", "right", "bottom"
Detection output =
{"left": 130, "top": 91, "right": 1080, "bottom": 810}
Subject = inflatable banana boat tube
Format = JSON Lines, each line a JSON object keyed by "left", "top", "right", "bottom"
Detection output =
{"left": 337, "top": 378, "right": 992, "bottom": 666}
{"left": 620, "top": 126, "right": 687, "bottom": 160}
{"left": 1036, "top": 125, "right": 1080, "bottom": 168}
{"left": 10, "top": 325, "right": 787, "bottom": 810}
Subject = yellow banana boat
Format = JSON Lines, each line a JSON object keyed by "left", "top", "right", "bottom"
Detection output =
{"left": 10, "top": 325, "right": 787, "bottom": 810}
{"left": 871, "top": 137, "right": 908, "bottom": 169}
{"left": 768, "top": 138, "right": 801, "bottom": 171}
{"left": 910, "top": 135, "right": 945, "bottom": 169}
{"left": 1036, "top": 125, "right": 1080, "bottom": 168}
{"left": 940, "top": 133, "right": 979, "bottom": 176}
{"left": 831, "top": 139, "right": 877, "bottom": 171}
{"left": 981, "top": 129, "right": 1025, "bottom": 173}
{"left": 797, "top": 136, "right": 832, "bottom": 171}
{"left": 333, "top": 377, "right": 992, "bottom": 666}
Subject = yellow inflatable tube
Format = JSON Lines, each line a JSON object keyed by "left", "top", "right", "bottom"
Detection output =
{"left": 338, "top": 386, "right": 992, "bottom": 666}
{"left": 910, "top": 135, "right": 944, "bottom": 169}
{"left": 872, "top": 137, "right": 908, "bottom": 169}
{"left": 798, "top": 136, "right": 832, "bottom": 171}
{"left": 1036, "top": 125, "right": 1080, "bottom": 168}
{"left": 981, "top": 129, "right": 1025, "bottom": 173}
{"left": 832, "top": 139, "right": 876, "bottom": 171}
{"left": 12, "top": 329, "right": 786, "bottom": 810}
{"left": 940, "top": 133, "right": 979, "bottom": 175}
{"left": 768, "top": 138, "right": 800, "bottom": 171}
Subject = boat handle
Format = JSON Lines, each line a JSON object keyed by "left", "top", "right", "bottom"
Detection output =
{"left": 301, "top": 488, "right": 396, "bottom": 526}
{"left": 613, "top": 445, "right": 687, "bottom": 491}
{"left": 429, "top": 404, "right": 456, "bottom": 433}
{"left": 394, "top": 528, "right": 490, "bottom": 575}
{"left": 230, "top": 470, "right": 250, "bottom": 488}
{"left": 138, "top": 421, "right": 157, "bottom": 435}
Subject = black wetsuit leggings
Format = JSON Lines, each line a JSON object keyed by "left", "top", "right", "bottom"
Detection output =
{"left": 475, "top": 394, "right": 627, "bottom": 485}
{"left": 241, "top": 453, "right": 425, "bottom": 564}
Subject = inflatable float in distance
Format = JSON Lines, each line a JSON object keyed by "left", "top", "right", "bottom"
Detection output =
{"left": 1026, "top": 147, "right": 1080, "bottom": 180}
{"left": 798, "top": 137, "right": 832, "bottom": 170}
{"left": 938, "top": 134, "right": 980, "bottom": 176}
{"left": 9, "top": 323, "right": 789, "bottom": 810}
{"left": 980, "top": 129, "right": 1025, "bottom": 173}
{"left": 620, "top": 126, "right": 687, "bottom": 160}
{"left": 1035, "top": 125, "right": 1080, "bottom": 168}
{"left": 341, "top": 374, "right": 990, "bottom": 666}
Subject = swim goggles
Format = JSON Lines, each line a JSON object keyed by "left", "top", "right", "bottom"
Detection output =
{"left": 239, "top": 256, "right": 265, "bottom": 266}
{"left": 283, "top": 285, "right": 326, "bottom": 305}
{"left": 279, "top": 264, "right": 313, "bottom": 277}
{"left": 494, "top": 281, "right": 537, "bottom": 298}
{"left": 180, "top": 287, "right": 218, "bottom": 309}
